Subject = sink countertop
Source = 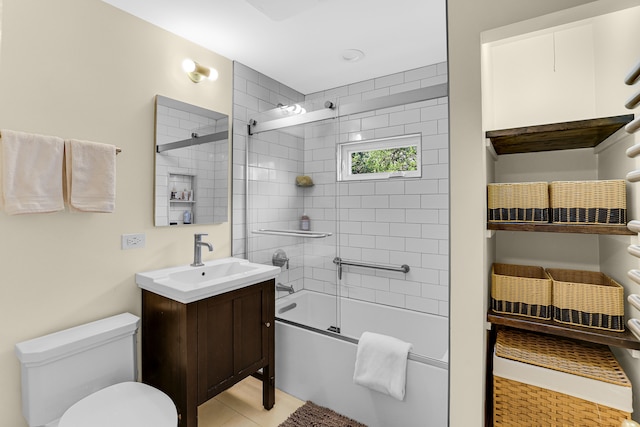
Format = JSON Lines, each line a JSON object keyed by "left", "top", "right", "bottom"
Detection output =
{"left": 136, "top": 257, "right": 280, "bottom": 304}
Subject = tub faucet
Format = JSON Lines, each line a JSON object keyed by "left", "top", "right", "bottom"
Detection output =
{"left": 191, "top": 233, "right": 213, "bottom": 267}
{"left": 276, "top": 282, "right": 295, "bottom": 294}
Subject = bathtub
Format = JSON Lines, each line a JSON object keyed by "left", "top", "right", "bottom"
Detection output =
{"left": 275, "top": 290, "right": 449, "bottom": 427}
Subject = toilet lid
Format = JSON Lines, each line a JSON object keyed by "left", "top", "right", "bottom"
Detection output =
{"left": 58, "top": 382, "right": 177, "bottom": 427}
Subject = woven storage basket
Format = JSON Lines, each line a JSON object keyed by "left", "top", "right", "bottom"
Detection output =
{"left": 493, "top": 329, "right": 631, "bottom": 426}
{"left": 491, "top": 263, "right": 552, "bottom": 320}
{"left": 550, "top": 180, "right": 626, "bottom": 224}
{"left": 547, "top": 268, "right": 624, "bottom": 332}
{"left": 488, "top": 182, "right": 549, "bottom": 222}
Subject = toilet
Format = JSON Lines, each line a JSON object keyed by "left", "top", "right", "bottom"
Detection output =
{"left": 15, "top": 312, "right": 177, "bottom": 427}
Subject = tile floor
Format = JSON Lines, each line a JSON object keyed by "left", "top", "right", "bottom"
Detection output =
{"left": 198, "top": 376, "right": 305, "bottom": 427}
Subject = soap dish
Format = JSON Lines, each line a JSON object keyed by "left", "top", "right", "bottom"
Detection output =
{"left": 295, "top": 175, "right": 314, "bottom": 187}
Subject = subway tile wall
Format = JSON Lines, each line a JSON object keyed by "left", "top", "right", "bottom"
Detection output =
{"left": 232, "top": 62, "right": 306, "bottom": 267}
{"left": 156, "top": 104, "right": 229, "bottom": 226}
{"left": 232, "top": 61, "right": 449, "bottom": 316}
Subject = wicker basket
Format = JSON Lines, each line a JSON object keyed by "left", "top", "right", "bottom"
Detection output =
{"left": 491, "top": 263, "right": 552, "bottom": 320}
{"left": 550, "top": 180, "right": 626, "bottom": 224}
{"left": 488, "top": 182, "right": 549, "bottom": 222}
{"left": 547, "top": 268, "right": 625, "bottom": 331}
{"left": 493, "top": 329, "right": 632, "bottom": 426}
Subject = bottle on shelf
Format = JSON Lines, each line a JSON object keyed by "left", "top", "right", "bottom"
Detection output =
{"left": 300, "top": 213, "right": 310, "bottom": 231}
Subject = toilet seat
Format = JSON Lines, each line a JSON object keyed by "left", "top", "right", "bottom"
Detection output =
{"left": 58, "top": 381, "right": 177, "bottom": 427}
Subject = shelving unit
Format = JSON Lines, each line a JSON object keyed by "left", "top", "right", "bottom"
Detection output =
{"left": 486, "top": 113, "right": 638, "bottom": 347}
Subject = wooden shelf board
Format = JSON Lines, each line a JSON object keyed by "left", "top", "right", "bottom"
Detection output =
{"left": 488, "top": 311, "right": 640, "bottom": 349}
{"left": 487, "top": 222, "right": 633, "bottom": 235}
{"left": 486, "top": 114, "right": 634, "bottom": 155}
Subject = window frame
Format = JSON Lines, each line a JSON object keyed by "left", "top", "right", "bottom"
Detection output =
{"left": 337, "top": 133, "right": 422, "bottom": 182}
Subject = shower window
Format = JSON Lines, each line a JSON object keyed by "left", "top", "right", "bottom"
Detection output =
{"left": 337, "top": 133, "right": 422, "bottom": 181}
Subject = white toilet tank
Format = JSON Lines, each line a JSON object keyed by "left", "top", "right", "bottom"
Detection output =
{"left": 15, "top": 313, "right": 139, "bottom": 427}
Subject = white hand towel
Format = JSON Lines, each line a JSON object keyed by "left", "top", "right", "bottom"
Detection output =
{"left": 64, "top": 139, "right": 116, "bottom": 213}
{"left": 353, "top": 331, "right": 412, "bottom": 401}
{"left": 0, "top": 129, "right": 65, "bottom": 215}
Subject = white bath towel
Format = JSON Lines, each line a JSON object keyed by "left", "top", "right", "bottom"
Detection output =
{"left": 0, "top": 129, "right": 65, "bottom": 215}
{"left": 353, "top": 331, "right": 412, "bottom": 401}
{"left": 64, "top": 139, "right": 116, "bottom": 213}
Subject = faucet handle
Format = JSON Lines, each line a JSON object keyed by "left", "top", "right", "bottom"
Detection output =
{"left": 194, "top": 233, "right": 208, "bottom": 240}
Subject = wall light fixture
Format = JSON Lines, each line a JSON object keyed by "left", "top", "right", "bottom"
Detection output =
{"left": 182, "top": 59, "right": 219, "bottom": 83}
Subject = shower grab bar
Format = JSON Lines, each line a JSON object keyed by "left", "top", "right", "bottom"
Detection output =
{"left": 333, "top": 257, "right": 409, "bottom": 280}
{"left": 252, "top": 229, "right": 333, "bottom": 238}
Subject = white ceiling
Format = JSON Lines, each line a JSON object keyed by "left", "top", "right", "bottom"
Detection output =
{"left": 100, "top": 0, "right": 447, "bottom": 95}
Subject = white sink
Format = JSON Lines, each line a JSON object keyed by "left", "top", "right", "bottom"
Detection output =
{"left": 136, "top": 257, "right": 280, "bottom": 303}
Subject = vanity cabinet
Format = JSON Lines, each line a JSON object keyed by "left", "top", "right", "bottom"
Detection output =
{"left": 141, "top": 279, "right": 275, "bottom": 427}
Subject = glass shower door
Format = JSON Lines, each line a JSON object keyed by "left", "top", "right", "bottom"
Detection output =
{"left": 245, "top": 99, "right": 339, "bottom": 333}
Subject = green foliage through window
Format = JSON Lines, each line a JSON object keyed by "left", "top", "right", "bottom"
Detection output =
{"left": 350, "top": 146, "right": 417, "bottom": 174}
{"left": 338, "top": 134, "right": 421, "bottom": 181}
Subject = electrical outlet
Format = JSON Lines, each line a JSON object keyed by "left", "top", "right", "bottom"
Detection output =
{"left": 121, "top": 233, "right": 146, "bottom": 250}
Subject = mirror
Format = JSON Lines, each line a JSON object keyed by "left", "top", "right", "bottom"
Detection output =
{"left": 154, "top": 95, "right": 229, "bottom": 226}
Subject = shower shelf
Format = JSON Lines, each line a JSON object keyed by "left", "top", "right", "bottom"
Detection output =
{"left": 251, "top": 229, "right": 333, "bottom": 238}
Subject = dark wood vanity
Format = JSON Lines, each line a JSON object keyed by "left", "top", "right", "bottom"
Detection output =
{"left": 141, "top": 279, "right": 275, "bottom": 427}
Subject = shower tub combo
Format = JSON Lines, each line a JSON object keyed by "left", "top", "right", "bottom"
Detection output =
{"left": 275, "top": 290, "right": 449, "bottom": 427}
{"left": 239, "top": 79, "right": 451, "bottom": 427}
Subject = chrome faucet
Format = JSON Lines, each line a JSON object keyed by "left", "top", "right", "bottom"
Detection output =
{"left": 276, "top": 282, "right": 295, "bottom": 294}
{"left": 191, "top": 233, "right": 213, "bottom": 267}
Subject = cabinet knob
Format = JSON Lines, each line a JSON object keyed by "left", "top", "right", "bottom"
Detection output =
{"left": 265, "top": 322, "right": 271, "bottom": 328}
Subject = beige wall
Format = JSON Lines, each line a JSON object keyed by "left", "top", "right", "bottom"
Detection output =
{"left": 0, "top": 1, "right": 232, "bottom": 425}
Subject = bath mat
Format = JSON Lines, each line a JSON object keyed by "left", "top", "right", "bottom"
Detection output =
{"left": 279, "top": 401, "right": 367, "bottom": 427}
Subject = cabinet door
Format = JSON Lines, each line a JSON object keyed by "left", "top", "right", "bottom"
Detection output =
{"left": 197, "top": 282, "right": 269, "bottom": 402}
{"left": 234, "top": 284, "right": 268, "bottom": 377}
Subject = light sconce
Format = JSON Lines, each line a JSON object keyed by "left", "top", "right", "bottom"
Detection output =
{"left": 182, "top": 59, "right": 219, "bottom": 83}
